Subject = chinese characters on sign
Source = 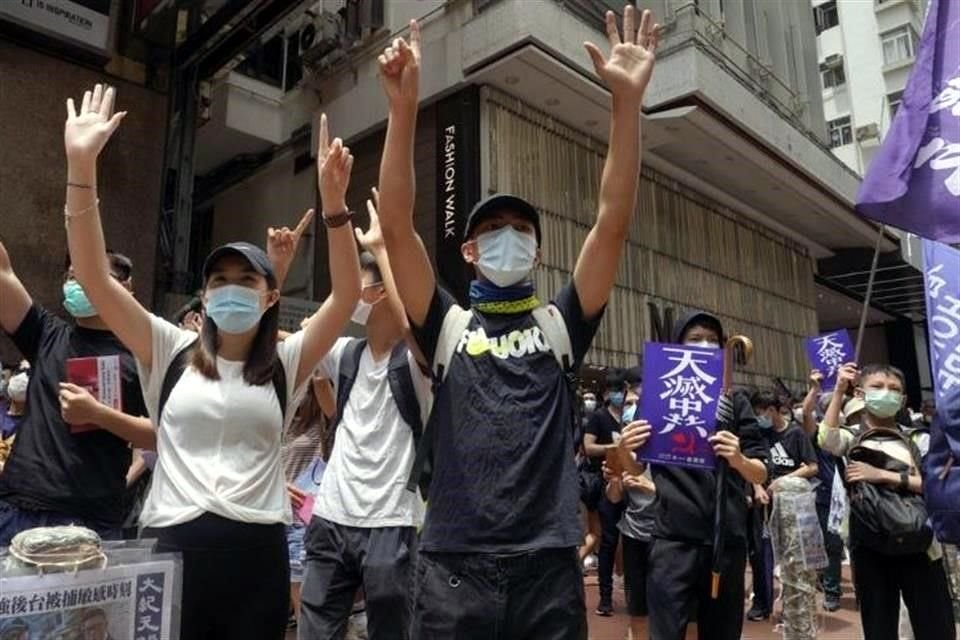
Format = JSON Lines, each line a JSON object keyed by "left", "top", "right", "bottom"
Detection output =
{"left": 923, "top": 239, "right": 960, "bottom": 401}
{"left": 804, "top": 330, "right": 854, "bottom": 391}
{"left": 639, "top": 342, "right": 724, "bottom": 470}
{"left": 0, "top": 560, "right": 178, "bottom": 639}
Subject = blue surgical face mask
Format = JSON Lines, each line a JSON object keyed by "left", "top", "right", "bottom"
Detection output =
{"left": 622, "top": 403, "right": 638, "bottom": 425}
{"left": 864, "top": 389, "right": 903, "bottom": 419}
{"left": 62, "top": 279, "right": 98, "bottom": 318}
{"left": 205, "top": 285, "right": 266, "bottom": 334}
{"left": 608, "top": 391, "right": 625, "bottom": 408}
{"left": 476, "top": 226, "right": 538, "bottom": 288}
{"left": 757, "top": 415, "right": 773, "bottom": 430}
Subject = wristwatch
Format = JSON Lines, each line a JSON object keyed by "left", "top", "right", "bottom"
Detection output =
{"left": 322, "top": 210, "right": 353, "bottom": 228}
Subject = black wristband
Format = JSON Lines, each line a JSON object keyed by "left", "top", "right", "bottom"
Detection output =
{"left": 322, "top": 210, "right": 353, "bottom": 228}
{"left": 899, "top": 470, "right": 910, "bottom": 491}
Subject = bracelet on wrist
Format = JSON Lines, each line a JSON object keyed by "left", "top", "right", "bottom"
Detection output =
{"left": 322, "top": 210, "right": 353, "bottom": 229}
{"left": 64, "top": 199, "right": 100, "bottom": 222}
{"left": 67, "top": 182, "right": 93, "bottom": 189}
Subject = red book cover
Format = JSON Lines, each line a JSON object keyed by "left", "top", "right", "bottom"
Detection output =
{"left": 65, "top": 355, "right": 122, "bottom": 434}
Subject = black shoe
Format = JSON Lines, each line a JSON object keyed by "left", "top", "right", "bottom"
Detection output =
{"left": 823, "top": 595, "right": 841, "bottom": 612}
{"left": 746, "top": 607, "right": 770, "bottom": 621}
{"left": 595, "top": 601, "right": 614, "bottom": 617}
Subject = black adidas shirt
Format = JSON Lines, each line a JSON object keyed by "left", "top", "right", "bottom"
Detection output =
{"left": 411, "top": 283, "right": 602, "bottom": 553}
{"left": 0, "top": 305, "right": 146, "bottom": 527}
{"left": 764, "top": 423, "right": 817, "bottom": 483}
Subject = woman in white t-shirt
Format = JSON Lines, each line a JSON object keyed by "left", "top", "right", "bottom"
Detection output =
{"left": 60, "top": 84, "right": 361, "bottom": 640}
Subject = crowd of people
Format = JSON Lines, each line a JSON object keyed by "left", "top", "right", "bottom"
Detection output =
{"left": 0, "top": 5, "right": 956, "bottom": 640}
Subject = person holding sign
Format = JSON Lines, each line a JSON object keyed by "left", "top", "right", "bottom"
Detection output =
{"left": 820, "top": 363, "right": 955, "bottom": 640}
{"left": 621, "top": 311, "right": 768, "bottom": 640}
{"left": 60, "top": 83, "right": 361, "bottom": 639}
{"left": 375, "top": 7, "right": 660, "bottom": 637}
{"left": 0, "top": 240, "right": 151, "bottom": 546}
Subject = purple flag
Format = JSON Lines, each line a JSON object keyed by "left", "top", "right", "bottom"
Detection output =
{"left": 805, "top": 330, "right": 854, "bottom": 391}
{"left": 638, "top": 342, "right": 724, "bottom": 471}
{"left": 923, "top": 239, "right": 960, "bottom": 401}
{"left": 856, "top": 0, "right": 960, "bottom": 243}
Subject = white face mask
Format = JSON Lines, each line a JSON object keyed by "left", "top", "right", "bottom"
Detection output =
{"left": 476, "top": 226, "right": 537, "bottom": 288}
{"left": 7, "top": 372, "right": 28, "bottom": 404}
{"left": 684, "top": 340, "right": 720, "bottom": 349}
{"left": 351, "top": 300, "right": 373, "bottom": 325}
{"left": 793, "top": 407, "right": 804, "bottom": 423}
{"left": 583, "top": 399, "right": 597, "bottom": 413}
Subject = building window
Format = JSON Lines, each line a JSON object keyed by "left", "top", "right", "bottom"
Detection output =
{"left": 828, "top": 116, "right": 853, "bottom": 148}
{"left": 888, "top": 90, "right": 904, "bottom": 118}
{"left": 820, "top": 61, "right": 846, "bottom": 89}
{"left": 881, "top": 26, "right": 916, "bottom": 66}
{"left": 814, "top": 2, "right": 839, "bottom": 35}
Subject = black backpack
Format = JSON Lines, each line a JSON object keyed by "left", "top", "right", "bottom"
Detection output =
{"left": 158, "top": 339, "right": 287, "bottom": 424}
{"left": 847, "top": 426, "right": 932, "bottom": 556}
{"left": 331, "top": 339, "right": 429, "bottom": 498}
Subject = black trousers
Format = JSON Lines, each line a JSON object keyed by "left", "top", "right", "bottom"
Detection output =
{"left": 621, "top": 535, "right": 650, "bottom": 617}
{"left": 597, "top": 496, "right": 623, "bottom": 603}
{"left": 299, "top": 517, "right": 416, "bottom": 640}
{"left": 410, "top": 547, "right": 587, "bottom": 640}
{"left": 746, "top": 504, "right": 773, "bottom": 614}
{"left": 851, "top": 544, "right": 956, "bottom": 640}
{"left": 646, "top": 538, "right": 747, "bottom": 640}
{"left": 146, "top": 512, "right": 289, "bottom": 640}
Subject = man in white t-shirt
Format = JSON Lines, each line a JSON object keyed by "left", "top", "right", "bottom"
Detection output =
{"left": 298, "top": 194, "right": 430, "bottom": 640}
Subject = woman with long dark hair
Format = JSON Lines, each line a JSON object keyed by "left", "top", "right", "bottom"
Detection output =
{"left": 61, "top": 83, "right": 361, "bottom": 639}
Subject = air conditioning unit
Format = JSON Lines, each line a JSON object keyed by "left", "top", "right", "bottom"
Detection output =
{"left": 856, "top": 122, "right": 880, "bottom": 141}
{"left": 823, "top": 54, "right": 843, "bottom": 69}
{"left": 298, "top": 10, "right": 341, "bottom": 58}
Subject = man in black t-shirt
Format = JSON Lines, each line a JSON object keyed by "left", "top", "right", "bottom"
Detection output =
{"left": 746, "top": 390, "right": 818, "bottom": 621}
{"left": 374, "top": 8, "right": 661, "bottom": 638}
{"left": 0, "top": 240, "right": 151, "bottom": 545}
{"left": 625, "top": 311, "right": 769, "bottom": 640}
{"left": 583, "top": 370, "right": 626, "bottom": 615}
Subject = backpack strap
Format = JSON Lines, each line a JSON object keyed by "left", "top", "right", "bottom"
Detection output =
{"left": 387, "top": 342, "right": 423, "bottom": 442}
{"left": 157, "top": 339, "right": 198, "bottom": 422}
{"left": 531, "top": 304, "right": 573, "bottom": 373}
{"left": 331, "top": 338, "right": 367, "bottom": 432}
{"left": 158, "top": 338, "right": 288, "bottom": 424}
{"left": 433, "top": 305, "right": 474, "bottom": 382}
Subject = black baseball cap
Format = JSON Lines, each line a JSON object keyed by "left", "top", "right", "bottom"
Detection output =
{"left": 202, "top": 242, "right": 276, "bottom": 282}
{"left": 464, "top": 194, "right": 542, "bottom": 245}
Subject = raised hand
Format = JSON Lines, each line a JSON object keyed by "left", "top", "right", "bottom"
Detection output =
{"left": 584, "top": 6, "right": 660, "bottom": 104}
{"left": 316, "top": 113, "right": 354, "bottom": 213}
{"left": 268, "top": 208, "right": 315, "bottom": 285}
{"left": 835, "top": 362, "right": 858, "bottom": 394}
{"left": 355, "top": 187, "right": 385, "bottom": 252}
{"left": 378, "top": 20, "right": 421, "bottom": 110}
{"left": 64, "top": 84, "right": 126, "bottom": 162}
{"left": 809, "top": 369, "right": 824, "bottom": 390}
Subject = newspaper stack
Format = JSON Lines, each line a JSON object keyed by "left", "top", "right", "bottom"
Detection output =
{"left": 770, "top": 477, "right": 828, "bottom": 640}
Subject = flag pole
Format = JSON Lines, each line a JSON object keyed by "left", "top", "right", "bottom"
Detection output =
{"left": 854, "top": 225, "right": 886, "bottom": 362}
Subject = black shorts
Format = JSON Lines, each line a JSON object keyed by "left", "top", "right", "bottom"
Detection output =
{"left": 411, "top": 548, "right": 587, "bottom": 640}
{"left": 578, "top": 470, "right": 603, "bottom": 512}
{"left": 622, "top": 535, "right": 651, "bottom": 617}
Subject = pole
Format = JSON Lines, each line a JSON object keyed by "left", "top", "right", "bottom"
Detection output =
{"left": 854, "top": 225, "right": 886, "bottom": 362}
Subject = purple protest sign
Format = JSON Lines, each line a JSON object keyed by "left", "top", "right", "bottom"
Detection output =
{"left": 923, "top": 239, "right": 960, "bottom": 401}
{"left": 855, "top": 0, "right": 960, "bottom": 243}
{"left": 804, "top": 330, "right": 854, "bottom": 391}
{"left": 638, "top": 342, "right": 724, "bottom": 470}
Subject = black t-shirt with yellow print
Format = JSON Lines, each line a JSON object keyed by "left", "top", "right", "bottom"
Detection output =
{"left": 411, "top": 283, "right": 602, "bottom": 553}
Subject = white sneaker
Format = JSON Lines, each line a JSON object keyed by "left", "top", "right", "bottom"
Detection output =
{"left": 583, "top": 554, "right": 598, "bottom": 573}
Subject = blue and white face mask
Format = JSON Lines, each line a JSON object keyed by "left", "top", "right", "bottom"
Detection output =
{"left": 476, "top": 226, "right": 537, "bottom": 288}
{"left": 205, "top": 285, "right": 265, "bottom": 334}
{"left": 62, "top": 280, "right": 98, "bottom": 318}
{"left": 622, "top": 402, "right": 638, "bottom": 425}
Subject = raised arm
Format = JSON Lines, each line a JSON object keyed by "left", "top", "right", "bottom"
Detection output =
{"left": 63, "top": 84, "right": 153, "bottom": 365}
{"left": 801, "top": 369, "right": 823, "bottom": 436}
{"left": 357, "top": 188, "right": 408, "bottom": 331}
{"left": 267, "top": 208, "right": 316, "bottom": 292}
{"left": 574, "top": 7, "right": 660, "bottom": 319}
{"left": 375, "top": 21, "right": 435, "bottom": 327}
{"left": 0, "top": 240, "right": 32, "bottom": 335}
{"left": 295, "top": 115, "right": 362, "bottom": 387}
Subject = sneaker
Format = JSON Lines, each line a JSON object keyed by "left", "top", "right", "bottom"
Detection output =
{"left": 823, "top": 595, "right": 841, "bottom": 612}
{"left": 582, "top": 554, "right": 598, "bottom": 573}
{"left": 595, "top": 601, "right": 614, "bottom": 617}
{"left": 746, "top": 607, "right": 770, "bottom": 621}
